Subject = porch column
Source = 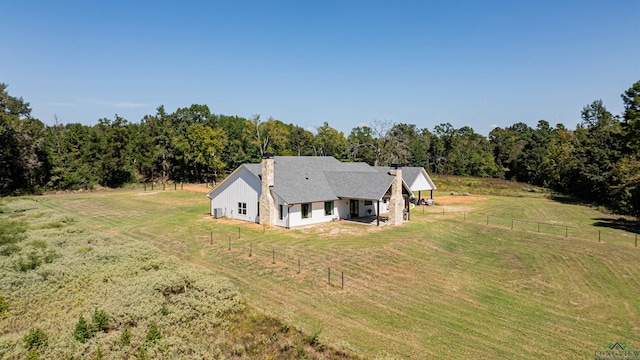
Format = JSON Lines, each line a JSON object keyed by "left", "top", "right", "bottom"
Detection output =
{"left": 377, "top": 200, "right": 380, "bottom": 226}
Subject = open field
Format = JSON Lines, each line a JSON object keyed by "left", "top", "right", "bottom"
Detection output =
{"left": 0, "top": 196, "right": 360, "bottom": 359}
{"left": 9, "top": 186, "right": 640, "bottom": 359}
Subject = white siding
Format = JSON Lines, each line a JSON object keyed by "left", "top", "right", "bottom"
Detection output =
{"left": 409, "top": 170, "right": 435, "bottom": 191}
{"left": 210, "top": 167, "right": 261, "bottom": 222}
{"left": 272, "top": 192, "right": 288, "bottom": 228}
{"left": 288, "top": 201, "right": 339, "bottom": 228}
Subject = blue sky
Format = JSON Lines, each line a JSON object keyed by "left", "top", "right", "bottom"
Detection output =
{"left": 2, "top": 0, "right": 639, "bottom": 135}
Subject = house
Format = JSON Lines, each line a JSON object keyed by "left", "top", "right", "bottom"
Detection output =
{"left": 205, "top": 154, "right": 436, "bottom": 228}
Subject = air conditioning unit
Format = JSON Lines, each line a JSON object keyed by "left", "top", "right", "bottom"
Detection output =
{"left": 213, "top": 208, "right": 223, "bottom": 218}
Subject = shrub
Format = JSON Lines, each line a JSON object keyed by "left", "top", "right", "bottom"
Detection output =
{"left": 0, "top": 219, "right": 27, "bottom": 245}
{"left": 43, "top": 250, "right": 57, "bottom": 263}
{"left": 73, "top": 315, "right": 91, "bottom": 343}
{"left": 15, "top": 252, "right": 42, "bottom": 272}
{"left": 0, "top": 294, "right": 8, "bottom": 315}
{"left": 160, "top": 303, "right": 169, "bottom": 316}
{"left": 23, "top": 328, "right": 48, "bottom": 350}
{"left": 120, "top": 324, "right": 132, "bottom": 346}
{"left": 144, "top": 322, "right": 161, "bottom": 345}
{"left": 92, "top": 308, "right": 109, "bottom": 333}
{"left": 0, "top": 243, "right": 20, "bottom": 256}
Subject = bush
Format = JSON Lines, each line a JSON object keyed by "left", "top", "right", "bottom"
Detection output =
{"left": 0, "top": 243, "right": 20, "bottom": 256}
{"left": 15, "top": 252, "right": 42, "bottom": 272}
{"left": 73, "top": 315, "right": 91, "bottom": 343}
{"left": 120, "top": 324, "right": 132, "bottom": 346}
{"left": 23, "top": 328, "right": 48, "bottom": 350}
{"left": 144, "top": 322, "right": 161, "bottom": 344}
{"left": 92, "top": 308, "right": 109, "bottom": 333}
{"left": 0, "top": 294, "right": 8, "bottom": 315}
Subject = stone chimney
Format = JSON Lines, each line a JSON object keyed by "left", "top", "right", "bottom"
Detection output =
{"left": 388, "top": 164, "right": 404, "bottom": 226}
{"left": 259, "top": 153, "right": 275, "bottom": 226}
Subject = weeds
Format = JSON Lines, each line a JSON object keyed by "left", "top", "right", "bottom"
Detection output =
{"left": 73, "top": 315, "right": 91, "bottom": 343}
{"left": 120, "top": 324, "right": 132, "bottom": 346}
{"left": 0, "top": 294, "right": 8, "bottom": 315}
{"left": 92, "top": 308, "right": 109, "bottom": 333}
{"left": 144, "top": 322, "right": 162, "bottom": 345}
{"left": 24, "top": 328, "right": 48, "bottom": 351}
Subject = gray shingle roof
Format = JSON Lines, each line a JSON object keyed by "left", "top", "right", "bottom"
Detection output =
{"left": 242, "top": 156, "right": 402, "bottom": 204}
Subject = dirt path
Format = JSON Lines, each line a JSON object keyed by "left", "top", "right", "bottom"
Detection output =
{"left": 430, "top": 195, "right": 487, "bottom": 205}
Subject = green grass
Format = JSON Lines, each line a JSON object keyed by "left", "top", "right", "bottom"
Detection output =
{"left": 10, "top": 187, "right": 640, "bottom": 359}
{"left": 0, "top": 196, "right": 360, "bottom": 359}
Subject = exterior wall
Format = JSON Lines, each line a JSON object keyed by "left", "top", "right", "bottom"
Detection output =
{"left": 272, "top": 192, "right": 288, "bottom": 228}
{"left": 210, "top": 167, "right": 261, "bottom": 222}
{"left": 288, "top": 201, "right": 339, "bottom": 228}
{"left": 336, "top": 198, "right": 388, "bottom": 219}
{"left": 410, "top": 171, "right": 435, "bottom": 191}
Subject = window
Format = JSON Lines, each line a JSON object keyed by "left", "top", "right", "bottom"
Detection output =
{"left": 324, "top": 201, "right": 334, "bottom": 216}
{"left": 279, "top": 205, "right": 283, "bottom": 220}
{"left": 238, "top": 202, "right": 246, "bottom": 215}
{"left": 364, "top": 200, "right": 373, "bottom": 206}
{"left": 301, "top": 203, "right": 312, "bottom": 219}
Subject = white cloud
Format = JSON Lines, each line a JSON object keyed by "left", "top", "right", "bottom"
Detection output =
{"left": 489, "top": 123, "right": 499, "bottom": 129}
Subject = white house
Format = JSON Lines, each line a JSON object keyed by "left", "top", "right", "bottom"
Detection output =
{"left": 206, "top": 154, "right": 436, "bottom": 228}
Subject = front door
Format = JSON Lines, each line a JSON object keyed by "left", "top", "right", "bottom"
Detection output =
{"left": 349, "top": 199, "right": 359, "bottom": 217}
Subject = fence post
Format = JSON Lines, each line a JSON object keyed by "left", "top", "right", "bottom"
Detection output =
{"left": 636, "top": 234, "right": 638, "bottom": 247}
{"left": 144, "top": 183, "right": 146, "bottom": 191}
{"left": 249, "top": 241, "right": 252, "bottom": 257}
{"left": 298, "top": 258, "right": 300, "bottom": 274}
{"left": 328, "top": 267, "right": 331, "bottom": 285}
{"left": 181, "top": 182, "right": 183, "bottom": 190}
{"left": 210, "top": 231, "right": 212, "bottom": 245}
{"left": 511, "top": 219, "right": 514, "bottom": 229}
{"left": 598, "top": 230, "right": 601, "bottom": 242}
{"left": 238, "top": 227, "right": 240, "bottom": 239}
{"left": 464, "top": 212, "right": 466, "bottom": 221}
{"left": 565, "top": 226, "right": 568, "bottom": 237}
{"left": 163, "top": 182, "right": 165, "bottom": 190}
{"left": 341, "top": 272, "right": 344, "bottom": 290}
{"left": 486, "top": 215, "right": 489, "bottom": 225}
{"left": 272, "top": 249, "right": 275, "bottom": 264}
{"left": 537, "top": 222, "right": 540, "bottom": 233}
{"left": 151, "top": 182, "right": 154, "bottom": 190}
{"left": 228, "top": 236, "right": 230, "bottom": 250}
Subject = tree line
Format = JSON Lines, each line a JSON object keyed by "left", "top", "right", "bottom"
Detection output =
{"left": 1, "top": 81, "right": 639, "bottom": 215}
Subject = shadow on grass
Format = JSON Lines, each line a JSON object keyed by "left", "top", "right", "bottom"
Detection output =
{"left": 548, "top": 193, "right": 593, "bottom": 206}
{"left": 592, "top": 217, "right": 640, "bottom": 235}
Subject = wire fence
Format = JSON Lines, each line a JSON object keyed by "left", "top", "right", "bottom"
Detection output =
{"left": 415, "top": 205, "right": 639, "bottom": 247}
{"left": 203, "top": 213, "right": 639, "bottom": 293}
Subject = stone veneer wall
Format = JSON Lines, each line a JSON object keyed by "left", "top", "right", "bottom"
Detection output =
{"left": 388, "top": 167, "right": 404, "bottom": 226}
{"left": 259, "top": 155, "right": 275, "bottom": 226}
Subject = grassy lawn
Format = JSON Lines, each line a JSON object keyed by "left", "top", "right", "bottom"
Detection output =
{"left": 0, "top": 194, "right": 359, "bottom": 359}
{"left": 32, "top": 188, "right": 640, "bottom": 359}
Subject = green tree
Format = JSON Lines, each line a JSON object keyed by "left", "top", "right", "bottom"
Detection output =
{"left": 347, "top": 126, "right": 376, "bottom": 164}
{"left": 621, "top": 80, "right": 640, "bottom": 151}
{"left": 313, "top": 122, "right": 347, "bottom": 159}
{"left": 0, "top": 84, "right": 49, "bottom": 194}
{"left": 93, "top": 116, "right": 133, "bottom": 187}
